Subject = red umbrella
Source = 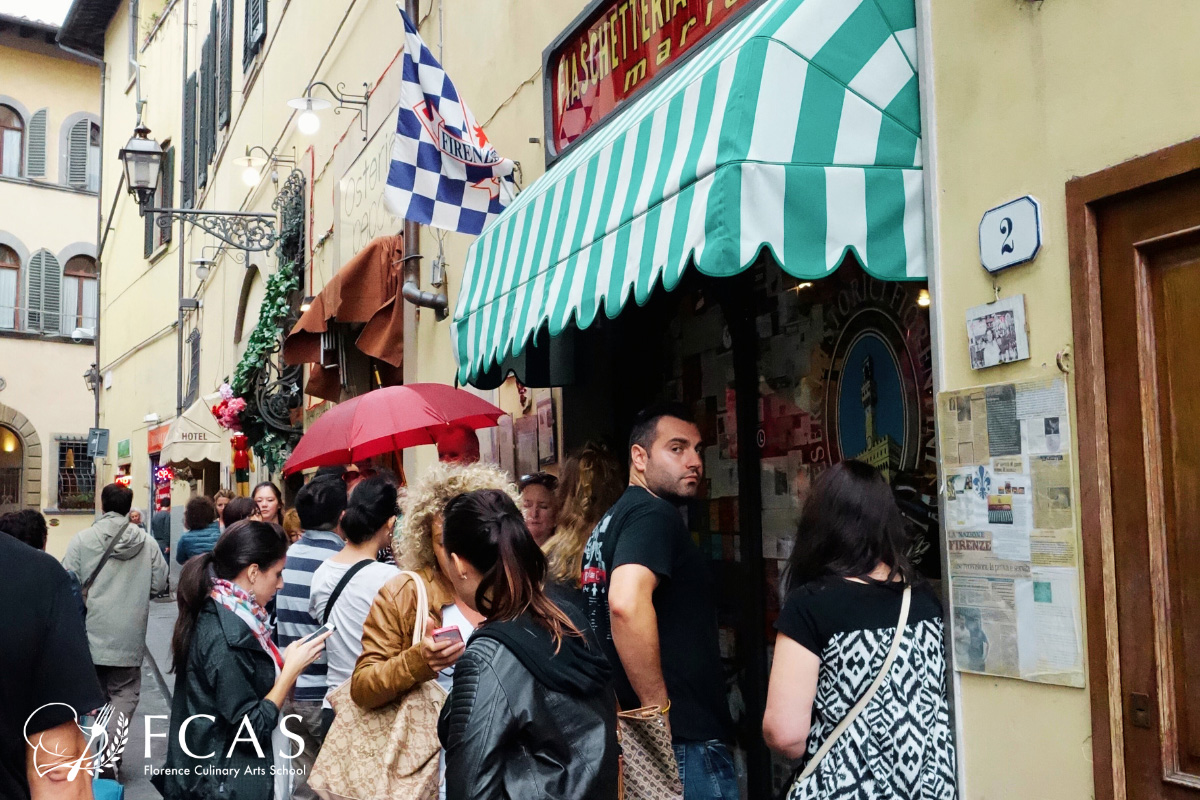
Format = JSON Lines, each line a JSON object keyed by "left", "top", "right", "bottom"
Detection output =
{"left": 283, "top": 383, "right": 503, "bottom": 474}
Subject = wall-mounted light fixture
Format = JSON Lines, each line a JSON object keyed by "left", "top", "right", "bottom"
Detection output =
{"left": 118, "top": 121, "right": 279, "bottom": 251}
{"left": 233, "top": 145, "right": 297, "bottom": 187}
{"left": 191, "top": 245, "right": 246, "bottom": 282}
{"left": 300, "top": 296, "right": 316, "bottom": 313}
{"left": 917, "top": 288, "right": 931, "bottom": 308}
{"left": 288, "top": 81, "right": 372, "bottom": 140}
{"left": 83, "top": 363, "right": 101, "bottom": 395}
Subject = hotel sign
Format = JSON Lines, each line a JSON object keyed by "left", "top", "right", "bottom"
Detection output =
{"left": 545, "top": 0, "right": 759, "bottom": 157}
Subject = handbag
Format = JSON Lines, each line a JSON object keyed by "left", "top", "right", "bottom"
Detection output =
{"left": 616, "top": 704, "right": 683, "bottom": 800}
{"left": 309, "top": 571, "right": 447, "bottom": 800}
{"left": 788, "top": 585, "right": 912, "bottom": 793}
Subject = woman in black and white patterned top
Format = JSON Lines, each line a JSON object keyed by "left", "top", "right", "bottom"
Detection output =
{"left": 763, "top": 460, "right": 956, "bottom": 800}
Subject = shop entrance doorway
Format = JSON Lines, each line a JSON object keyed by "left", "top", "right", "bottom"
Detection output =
{"left": 1070, "top": 140, "right": 1200, "bottom": 799}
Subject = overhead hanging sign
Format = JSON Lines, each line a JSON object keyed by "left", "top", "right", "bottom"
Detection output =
{"left": 979, "top": 196, "right": 1042, "bottom": 274}
{"left": 545, "top": 0, "right": 761, "bottom": 156}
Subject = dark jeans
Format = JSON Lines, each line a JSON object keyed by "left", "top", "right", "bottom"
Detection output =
{"left": 673, "top": 740, "right": 739, "bottom": 800}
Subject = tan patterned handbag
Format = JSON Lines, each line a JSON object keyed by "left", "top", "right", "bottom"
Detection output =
{"left": 310, "top": 571, "right": 448, "bottom": 800}
{"left": 616, "top": 705, "right": 684, "bottom": 800}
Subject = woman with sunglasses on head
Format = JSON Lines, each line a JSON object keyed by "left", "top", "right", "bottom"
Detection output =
{"left": 762, "top": 460, "right": 955, "bottom": 800}
{"left": 517, "top": 471, "right": 560, "bottom": 547}
{"left": 438, "top": 488, "right": 619, "bottom": 800}
{"left": 252, "top": 482, "right": 285, "bottom": 526}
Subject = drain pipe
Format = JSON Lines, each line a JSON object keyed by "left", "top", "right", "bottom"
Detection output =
{"left": 401, "top": 0, "right": 447, "bottom": 321}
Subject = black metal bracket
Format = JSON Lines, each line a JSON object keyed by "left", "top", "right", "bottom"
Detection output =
{"left": 307, "top": 81, "right": 371, "bottom": 141}
{"left": 152, "top": 208, "right": 278, "bottom": 251}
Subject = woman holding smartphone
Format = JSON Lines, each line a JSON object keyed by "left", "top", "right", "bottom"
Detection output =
{"left": 437, "top": 489, "right": 618, "bottom": 800}
{"left": 156, "top": 520, "right": 330, "bottom": 800}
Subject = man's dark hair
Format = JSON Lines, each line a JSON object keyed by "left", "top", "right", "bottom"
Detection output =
{"left": 159, "top": 496, "right": 171, "bottom": 509}
{"left": 221, "top": 496, "right": 258, "bottom": 527}
{"left": 0, "top": 509, "right": 48, "bottom": 550}
{"left": 628, "top": 402, "right": 695, "bottom": 453}
{"left": 101, "top": 483, "right": 135, "bottom": 515}
{"left": 313, "top": 465, "right": 347, "bottom": 483}
{"left": 295, "top": 476, "right": 349, "bottom": 531}
{"left": 184, "top": 496, "right": 218, "bottom": 530}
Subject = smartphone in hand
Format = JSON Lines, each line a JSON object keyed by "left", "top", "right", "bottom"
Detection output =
{"left": 303, "top": 621, "right": 336, "bottom": 645}
{"left": 431, "top": 625, "right": 463, "bottom": 646}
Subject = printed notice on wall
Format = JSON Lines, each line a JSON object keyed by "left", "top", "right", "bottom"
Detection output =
{"left": 938, "top": 377, "right": 1085, "bottom": 688}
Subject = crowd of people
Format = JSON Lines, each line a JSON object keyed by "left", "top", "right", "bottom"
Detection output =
{"left": 0, "top": 412, "right": 955, "bottom": 800}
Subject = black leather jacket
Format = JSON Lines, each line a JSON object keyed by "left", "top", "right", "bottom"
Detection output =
{"left": 438, "top": 614, "right": 619, "bottom": 800}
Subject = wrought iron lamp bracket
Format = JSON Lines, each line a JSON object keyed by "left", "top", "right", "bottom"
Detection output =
{"left": 306, "top": 80, "right": 372, "bottom": 140}
{"left": 152, "top": 209, "right": 278, "bottom": 251}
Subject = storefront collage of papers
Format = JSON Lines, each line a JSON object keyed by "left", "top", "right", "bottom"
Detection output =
{"left": 937, "top": 377, "right": 1085, "bottom": 687}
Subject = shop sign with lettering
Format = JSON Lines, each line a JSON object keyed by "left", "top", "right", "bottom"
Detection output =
{"left": 545, "top": 0, "right": 761, "bottom": 156}
{"left": 339, "top": 107, "right": 403, "bottom": 266}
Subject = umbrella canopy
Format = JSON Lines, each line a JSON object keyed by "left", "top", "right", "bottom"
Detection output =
{"left": 283, "top": 383, "right": 503, "bottom": 474}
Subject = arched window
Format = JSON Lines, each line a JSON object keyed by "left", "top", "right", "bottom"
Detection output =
{"left": 0, "top": 245, "right": 18, "bottom": 330}
{"left": 0, "top": 105, "right": 23, "bottom": 178}
{"left": 62, "top": 255, "right": 98, "bottom": 336}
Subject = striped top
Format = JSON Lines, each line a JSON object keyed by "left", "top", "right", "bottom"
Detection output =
{"left": 275, "top": 529, "right": 344, "bottom": 702}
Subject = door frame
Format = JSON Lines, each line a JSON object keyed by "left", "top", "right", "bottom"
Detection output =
{"left": 1067, "top": 135, "right": 1200, "bottom": 800}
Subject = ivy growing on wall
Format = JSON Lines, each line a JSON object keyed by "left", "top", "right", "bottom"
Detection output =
{"left": 229, "top": 171, "right": 306, "bottom": 474}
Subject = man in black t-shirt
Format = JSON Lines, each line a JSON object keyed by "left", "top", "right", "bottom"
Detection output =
{"left": 0, "top": 532, "right": 105, "bottom": 800}
{"left": 582, "top": 403, "right": 737, "bottom": 800}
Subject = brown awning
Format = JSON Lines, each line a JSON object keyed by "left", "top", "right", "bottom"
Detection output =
{"left": 284, "top": 235, "right": 405, "bottom": 401}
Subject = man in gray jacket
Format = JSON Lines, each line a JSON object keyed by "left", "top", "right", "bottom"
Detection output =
{"left": 62, "top": 483, "right": 168, "bottom": 770}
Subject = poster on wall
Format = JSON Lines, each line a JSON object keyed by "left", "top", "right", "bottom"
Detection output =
{"left": 965, "top": 294, "right": 1030, "bottom": 370}
{"left": 514, "top": 415, "right": 539, "bottom": 478}
{"left": 938, "top": 376, "right": 1085, "bottom": 688}
{"left": 536, "top": 396, "right": 557, "bottom": 466}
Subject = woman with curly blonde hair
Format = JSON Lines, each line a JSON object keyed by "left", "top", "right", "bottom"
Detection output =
{"left": 349, "top": 461, "right": 515, "bottom": 797}
{"left": 542, "top": 443, "right": 624, "bottom": 588}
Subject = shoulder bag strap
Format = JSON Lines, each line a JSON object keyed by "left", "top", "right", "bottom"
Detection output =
{"left": 796, "top": 585, "right": 912, "bottom": 783}
{"left": 398, "top": 570, "right": 431, "bottom": 648}
{"left": 322, "top": 559, "right": 375, "bottom": 624}
{"left": 82, "top": 521, "right": 131, "bottom": 594}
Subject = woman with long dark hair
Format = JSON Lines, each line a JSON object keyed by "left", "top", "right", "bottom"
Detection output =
{"left": 252, "top": 481, "right": 285, "bottom": 526}
{"left": 154, "top": 521, "right": 331, "bottom": 800}
{"left": 437, "top": 489, "right": 618, "bottom": 800}
{"left": 762, "top": 460, "right": 955, "bottom": 800}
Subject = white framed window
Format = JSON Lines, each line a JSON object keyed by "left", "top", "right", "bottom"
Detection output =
{"left": 61, "top": 255, "right": 97, "bottom": 337}
{"left": 0, "top": 244, "right": 18, "bottom": 330}
{"left": 0, "top": 105, "right": 23, "bottom": 178}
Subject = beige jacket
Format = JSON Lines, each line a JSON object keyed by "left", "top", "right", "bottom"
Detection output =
{"left": 351, "top": 566, "right": 454, "bottom": 709}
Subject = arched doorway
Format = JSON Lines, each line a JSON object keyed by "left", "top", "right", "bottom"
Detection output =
{"left": 0, "top": 424, "right": 23, "bottom": 513}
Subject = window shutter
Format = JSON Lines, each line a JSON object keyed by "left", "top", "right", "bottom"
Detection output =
{"left": 26, "top": 251, "right": 43, "bottom": 329}
{"left": 162, "top": 146, "right": 175, "bottom": 244}
{"left": 67, "top": 120, "right": 90, "bottom": 188}
{"left": 182, "top": 73, "right": 196, "bottom": 208}
{"left": 198, "top": 33, "right": 211, "bottom": 190}
{"left": 26, "top": 109, "right": 46, "bottom": 178}
{"left": 243, "top": 0, "right": 266, "bottom": 71}
{"left": 205, "top": 13, "right": 217, "bottom": 165}
{"left": 144, "top": 202, "right": 154, "bottom": 257}
{"left": 186, "top": 329, "right": 201, "bottom": 406}
{"left": 27, "top": 251, "right": 62, "bottom": 333}
{"left": 219, "top": 0, "right": 233, "bottom": 128}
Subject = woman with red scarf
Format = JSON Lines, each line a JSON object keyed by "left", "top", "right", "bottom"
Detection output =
{"left": 154, "top": 521, "right": 331, "bottom": 800}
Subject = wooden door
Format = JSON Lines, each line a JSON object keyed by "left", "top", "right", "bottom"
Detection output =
{"left": 1073, "top": 152, "right": 1200, "bottom": 798}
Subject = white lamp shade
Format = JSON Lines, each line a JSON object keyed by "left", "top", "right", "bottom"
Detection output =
{"left": 298, "top": 110, "right": 321, "bottom": 135}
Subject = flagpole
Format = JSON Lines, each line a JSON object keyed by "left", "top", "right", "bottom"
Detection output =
{"left": 401, "top": 0, "right": 427, "bottom": 320}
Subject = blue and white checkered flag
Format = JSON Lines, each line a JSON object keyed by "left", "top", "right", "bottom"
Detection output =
{"left": 384, "top": 7, "right": 516, "bottom": 235}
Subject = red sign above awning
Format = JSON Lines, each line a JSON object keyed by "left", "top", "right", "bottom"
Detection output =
{"left": 547, "top": 0, "right": 756, "bottom": 155}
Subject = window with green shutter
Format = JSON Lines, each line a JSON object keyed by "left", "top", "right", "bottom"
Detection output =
{"left": 243, "top": 0, "right": 266, "bottom": 71}
{"left": 66, "top": 119, "right": 90, "bottom": 188}
{"left": 185, "top": 329, "right": 201, "bottom": 407}
{"left": 145, "top": 143, "right": 174, "bottom": 256}
{"left": 182, "top": 73, "right": 196, "bottom": 208}
{"left": 25, "top": 109, "right": 46, "bottom": 178}
{"left": 219, "top": 0, "right": 233, "bottom": 128}
{"left": 25, "top": 250, "right": 61, "bottom": 333}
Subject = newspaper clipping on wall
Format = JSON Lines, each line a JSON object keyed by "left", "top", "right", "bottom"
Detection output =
{"left": 938, "top": 377, "right": 1085, "bottom": 688}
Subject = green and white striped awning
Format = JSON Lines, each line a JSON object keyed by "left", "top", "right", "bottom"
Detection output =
{"left": 455, "top": 0, "right": 925, "bottom": 384}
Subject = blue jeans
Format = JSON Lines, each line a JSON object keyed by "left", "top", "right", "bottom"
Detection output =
{"left": 673, "top": 740, "right": 739, "bottom": 800}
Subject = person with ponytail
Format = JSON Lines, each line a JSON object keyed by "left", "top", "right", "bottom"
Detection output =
{"left": 437, "top": 489, "right": 619, "bottom": 800}
{"left": 154, "top": 521, "right": 331, "bottom": 800}
{"left": 542, "top": 442, "right": 624, "bottom": 589}
{"left": 308, "top": 476, "right": 401, "bottom": 730}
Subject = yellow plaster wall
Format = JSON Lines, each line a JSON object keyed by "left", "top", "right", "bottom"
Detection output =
{"left": 0, "top": 34, "right": 100, "bottom": 547}
{"left": 925, "top": 0, "right": 1200, "bottom": 796}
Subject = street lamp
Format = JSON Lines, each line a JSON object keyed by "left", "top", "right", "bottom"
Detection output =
{"left": 83, "top": 363, "right": 101, "bottom": 395}
{"left": 287, "top": 81, "right": 371, "bottom": 140}
{"left": 118, "top": 123, "right": 164, "bottom": 207}
{"left": 193, "top": 257, "right": 214, "bottom": 281}
{"left": 117, "top": 122, "right": 281, "bottom": 252}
